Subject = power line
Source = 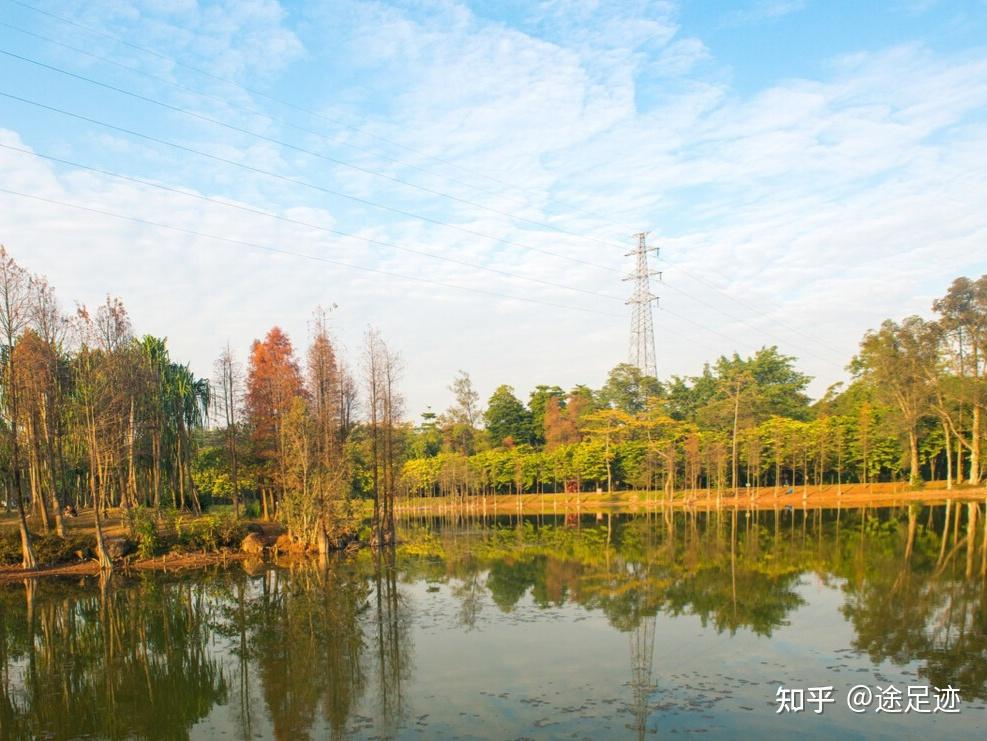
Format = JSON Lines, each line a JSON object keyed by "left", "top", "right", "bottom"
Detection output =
{"left": 0, "top": 186, "right": 627, "bottom": 319}
{"left": 0, "top": 89, "right": 852, "bottom": 370}
{"left": 658, "top": 272, "right": 843, "bottom": 367}
{"left": 0, "top": 107, "right": 848, "bottom": 372}
{"left": 0, "top": 47, "right": 634, "bottom": 252}
{"left": 0, "top": 89, "right": 624, "bottom": 274}
{"left": 0, "top": 142, "right": 623, "bottom": 302}
{"left": 0, "top": 20, "right": 526, "bottom": 203}
{"left": 2, "top": 9, "right": 858, "bottom": 362}
{"left": 657, "top": 305, "right": 846, "bottom": 372}
{"left": 7, "top": 0, "right": 868, "bottom": 368}
{"left": 6, "top": 0, "right": 634, "bottom": 229}
{"left": 0, "top": 178, "right": 852, "bottom": 375}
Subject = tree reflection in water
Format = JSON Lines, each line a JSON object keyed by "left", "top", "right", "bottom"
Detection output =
{"left": 0, "top": 503, "right": 985, "bottom": 738}
{"left": 0, "top": 572, "right": 226, "bottom": 739}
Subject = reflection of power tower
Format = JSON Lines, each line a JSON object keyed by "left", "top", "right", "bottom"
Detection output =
{"left": 625, "top": 233, "right": 661, "bottom": 378}
{"left": 627, "top": 614, "right": 658, "bottom": 739}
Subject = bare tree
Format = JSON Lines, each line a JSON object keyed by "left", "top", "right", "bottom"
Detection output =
{"left": 29, "top": 276, "right": 68, "bottom": 535}
{"left": 307, "top": 308, "right": 344, "bottom": 553}
{"left": 363, "top": 328, "right": 402, "bottom": 546}
{"left": 0, "top": 246, "right": 36, "bottom": 567}
{"left": 214, "top": 342, "right": 243, "bottom": 518}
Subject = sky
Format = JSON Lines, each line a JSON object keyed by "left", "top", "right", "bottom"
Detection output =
{"left": 1, "top": 0, "right": 986, "bottom": 419}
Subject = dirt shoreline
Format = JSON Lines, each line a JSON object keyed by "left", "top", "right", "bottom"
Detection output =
{"left": 394, "top": 484, "right": 987, "bottom": 516}
{"left": 2, "top": 484, "right": 985, "bottom": 582}
{"left": 0, "top": 550, "right": 254, "bottom": 584}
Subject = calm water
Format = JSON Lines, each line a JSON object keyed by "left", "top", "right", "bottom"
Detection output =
{"left": 1, "top": 506, "right": 986, "bottom": 739}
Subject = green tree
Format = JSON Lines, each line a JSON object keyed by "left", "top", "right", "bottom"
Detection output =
{"left": 484, "top": 385, "right": 533, "bottom": 446}
{"left": 598, "top": 363, "right": 662, "bottom": 414}
{"left": 528, "top": 384, "right": 565, "bottom": 445}
{"left": 852, "top": 317, "right": 935, "bottom": 485}
{"left": 932, "top": 275, "right": 987, "bottom": 484}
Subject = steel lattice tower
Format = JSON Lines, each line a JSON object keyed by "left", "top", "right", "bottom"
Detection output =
{"left": 625, "top": 232, "right": 661, "bottom": 378}
{"left": 627, "top": 614, "right": 658, "bottom": 740}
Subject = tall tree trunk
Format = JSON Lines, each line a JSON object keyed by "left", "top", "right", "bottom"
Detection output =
{"left": 230, "top": 425, "right": 240, "bottom": 520}
{"left": 970, "top": 404, "right": 981, "bottom": 485}
{"left": 731, "top": 388, "right": 740, "bottom": 495}
{"left": 908, "top": 428, "right": 920, "bottom": 486}
{"left": 152, "top": 431, "right": 162, "bottom": 509}
{"left": 39, "top": 401, "right": 64, "bottom": 537}
{"left": 127, "top": 398, "right": 137, "bottom": 510}
{"left": 8, "top": 351, "right": 36, "bottom": 568}
{"left": 942, "top": 418, "right": 953, "bottom": 490}
{"left": 87, "top": 421, "right": 113, "bottom": 571}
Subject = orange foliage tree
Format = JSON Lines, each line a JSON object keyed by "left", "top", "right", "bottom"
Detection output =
{"left": 246, "top": 326, "right": 305, "bottom": 519}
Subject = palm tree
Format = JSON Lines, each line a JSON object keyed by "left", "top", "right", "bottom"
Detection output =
{"left": 165, "top": 362, "right": 209, "bottom": 511}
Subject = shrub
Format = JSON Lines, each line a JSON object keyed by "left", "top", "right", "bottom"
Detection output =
{"left": 0, "top": 532, "right": 22, "bottom": 565}
{"left": 179, "top": 514, "right": 246, "bottom": 552}
{"left": 132, "top": 507, "right": 160, "bottom": 559}
{"left": 33, "top": 533, "right": 93, "bottom": 565}
{"left": 0, "top": 531, "right": 93, "bottom": 566}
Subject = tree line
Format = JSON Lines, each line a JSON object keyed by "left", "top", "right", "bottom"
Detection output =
{"left": 399, "top": 275, "right": 986, "bottom": 499}
{"left": 0, "top": 246, "right": 402, "bottom": 568}
{"left": 1, "top": 243, "right": 984, "bottom": 566}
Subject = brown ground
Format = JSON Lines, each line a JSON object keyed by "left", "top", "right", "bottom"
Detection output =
{"left": 2, "top": 482, "right": 985, "bottom": 581}
{"left": 0, "top": 550, "right": 251, "bottom": 584}
{"left": 0, "top": 510, "right": 284, "bottom": 584}
{"left": 395, "top": 481, "right": 987, "bottom": 516}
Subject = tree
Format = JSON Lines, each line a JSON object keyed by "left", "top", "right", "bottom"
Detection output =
{"left": 305, "top": 309, "right": 348, "bottom": 552}
{"left": 528, "top": 385, "right": 564, "bottom": 444}
{"left": 0, "top": 246, "right": 37, "bottom": 567}
{"left": 580, "top": 409, "right": 633, "bottom": 493}
{"left": 598, "top": 363, "right": 662, "bottom": 414}
{"left": 213, "top": 343, "right": 243, "bottom": 517}
{"left": 932, "top": 275, "right": 987, "bottom": 484}
{"left": 446, "top": 370, "right": 481, "bottom": 456}
{"left": 13, "top": 329, "right": 65, "bottom": 535}
{"left": 72, "top": 298, "right": 135, "bottom": 570}
{"left": 363, "top": 327, "right": 402, "bottom": 545}
{"left": 414, "top": 409, "right": 442, "bottom": 458}
{"left": 853, "top": 318, "right": 935, "bottom": 485}
{"left": 484, "top": 385, "right": 533, "bottom": 446}
{"left": 246, "top": 327, "right": 305, "bottom": 519}
{"left": 698, "top": 362, "right": 756, "bottom": 493}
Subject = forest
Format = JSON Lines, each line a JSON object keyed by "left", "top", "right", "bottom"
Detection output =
{"left": 0, "top": 244, "right": 984, "bottom": 568}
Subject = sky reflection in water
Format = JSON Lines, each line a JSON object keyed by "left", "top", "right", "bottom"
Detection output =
{"left": 1, "top": 506, "right": 986, "bottom": 739}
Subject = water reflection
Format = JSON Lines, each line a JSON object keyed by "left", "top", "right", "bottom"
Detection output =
{"left": 0, "top": 504, "right": 985, "bottom": 738}
{"left": 0, "top": 573, "right": 225, "bottom": 739}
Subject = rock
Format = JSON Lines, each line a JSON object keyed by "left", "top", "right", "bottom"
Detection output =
{"left": 103, "top": 537, "right": 134, "bottom": 560}
{"left": 273, "top": 533, "right": 308, "bottom": 554}
{"left": 242, "top": 557, "right": 265, "bottom": 576}
{"left": 241, "top": 532, "right": 266, "bottom": 555}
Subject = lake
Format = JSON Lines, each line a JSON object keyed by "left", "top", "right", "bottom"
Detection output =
{"left": 1, "top": 505, "right": 986, "bottom": 739}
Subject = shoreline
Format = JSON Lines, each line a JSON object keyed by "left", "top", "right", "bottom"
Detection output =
{"left": 394, "top": 484, "right": 987, "bottom": 516}
{"left": 2, "top": 486, "right": 985, "bottom": 582}
{"left": 0, "top": 549, "right": 254, "bottom": 584}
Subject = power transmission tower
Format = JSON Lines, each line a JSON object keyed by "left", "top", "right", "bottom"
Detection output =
{"left": 627, "top": 614, "right": 658, "bottom": 740}
{"left": 625, "top": 232, "right": 661, "bottom": 378}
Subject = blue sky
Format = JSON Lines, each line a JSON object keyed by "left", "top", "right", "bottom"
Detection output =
{"left": 1, "top": 0, "right": 986, "bottom": 416}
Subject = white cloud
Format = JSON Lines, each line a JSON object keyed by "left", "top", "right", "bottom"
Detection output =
{"left": 4, "top": 0, "right": 987, "bottom": 415}
{"left": 720, "top": 0, "right": 807, "bottom": 27}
